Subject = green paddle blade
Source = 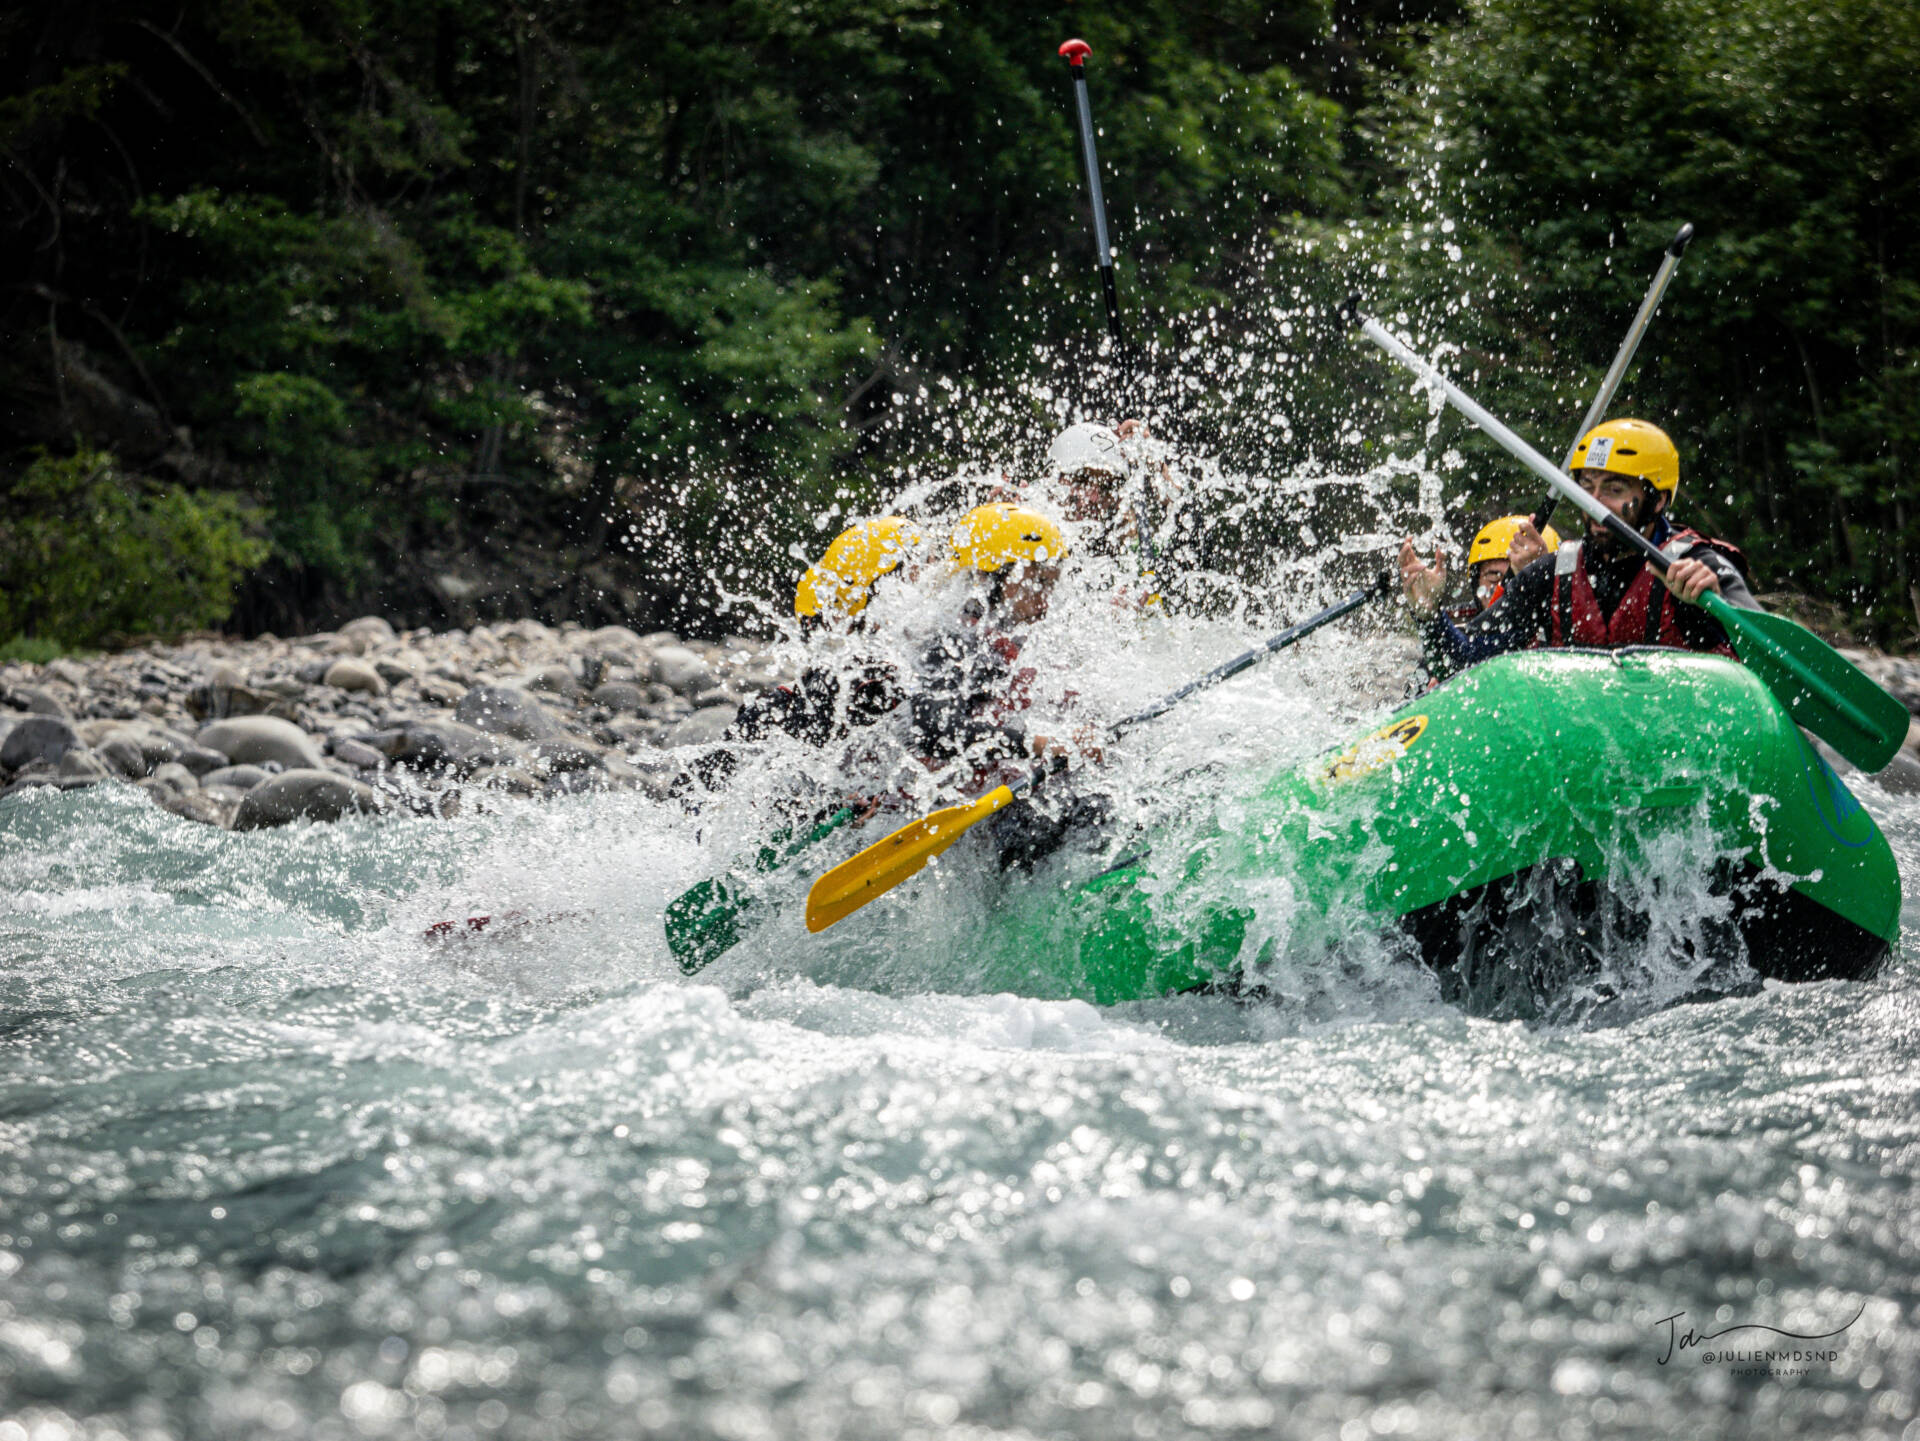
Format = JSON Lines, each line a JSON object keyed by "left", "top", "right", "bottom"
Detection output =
{"left": 665, "top": 806, "right": 855, "bottom": 974}
{"left": 1707, "top": 594, "right": 1909, "bottom": 772}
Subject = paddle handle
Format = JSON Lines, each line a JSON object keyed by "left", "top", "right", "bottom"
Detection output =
{"left": 1532, "top": 222, "right": 1694, "bottom": 532}
{"left": 1061, "top": 40, "right": 1122, "bottom": 344}
{"left": 1360, "top": 315, "right": 1674, "bottom": 576}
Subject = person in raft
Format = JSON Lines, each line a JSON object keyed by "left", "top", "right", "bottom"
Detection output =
{"left": 691, "top": 517, "right": 922, "bottom": 795}
{"left": 911, "top": 502, "right": 1110, "bottom": 870}
{"left": 1451, "top": 514, "right": 1561, "bottom": 620}
{"left": 1399, "top": 419, "right": 1758, "bottom": 681}
{"left": 1033, "top": 420, "right": 1173, "bottom": 609}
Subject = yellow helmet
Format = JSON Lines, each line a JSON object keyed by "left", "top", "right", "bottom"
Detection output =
{"left": 948, "top": 503, "right": 1069, "bottom": 574}
{"left": 1468, "top": 515, "right": 1562, "bottom": 568}
{"left": 793, "top": 515, "right": 922, "bottom": 618}
{"left": 1568, "top": 418, "right": 1680, "bottom": 495}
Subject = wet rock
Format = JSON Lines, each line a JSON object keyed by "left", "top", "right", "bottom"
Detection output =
{"left": 197, "top": 716, "right": 325, "bottom": 771}
{"left": 691, "top": 685, "right": 741, "bottom": 710}
{"left": 186, "top": 680, "right": 280, "bottom": 720}
{"left": 651, "top": 645, "right": 716, "bottom": 696}
{"left": 157, "top": 785, "right": 239, "bottom": 828}
{"left": 176, "top": 745, "right": 230, "bottom": 777}
{"left": 528, "top": 664, "right": 581, "bottom": 698}
{"left": 417, "top": 675, "right": 467, "bottom": 707}
{"left": 1873, "top": 749, "right": 1920, "bottom": 798}
{"left": 664, "top": 703, "right": 738, "bottom": 748}
{"left": 330, "top": 737, "right": 387, "bottom": 770}
{"left": 341, "top": 616, "right": 397, "bottom": 653}
{"left": 151, "top": 762, "right": 199, "bottom": 792}
{"left": 373, "top": 654, "right": 422, "bottom": 686}
{"left": 6, "top": 685, "right": 71, "bottom": 719}
{"left": 394, "top": 719, "right": 524, "bottom": 775}
{"left": 590, "top": 681, "right": 648, "bottom": 713}
{"left": 99, "top": 736, "right": 150, "bottom": 778}
{"left": 233, "top": 769, "right": 382, "bottom": 829}
{"left": 471, "top": 765, "right": 543, "bottom": 796}
{"left": 57, "top": 748, "right": 111, "bottom": 783}
{"left": 530, "top": 736, "right": 605, "bottom": 774}
{"left": 324, "top": 658, "right": 388, "bottom": 695}
{"left": 455, "top": 685, "right": 566, "bottom": 742}
{"left": 1, "top": 716, "right": 80, "bottom": 770}
{"left": 203, "top": 764, "right": 270, "bottom": 791}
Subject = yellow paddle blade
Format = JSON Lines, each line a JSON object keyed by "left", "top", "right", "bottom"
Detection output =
{"left": 806, "top": 785, "right": 1016, "bottom": 933}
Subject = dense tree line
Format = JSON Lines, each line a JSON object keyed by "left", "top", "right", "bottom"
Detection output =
{"left": 2, "top": 0, "right": 1914, "bottom": 646}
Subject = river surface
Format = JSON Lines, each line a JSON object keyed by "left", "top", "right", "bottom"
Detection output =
{"left": 4, "top": 623, "right": 1920, "bottom": 1441}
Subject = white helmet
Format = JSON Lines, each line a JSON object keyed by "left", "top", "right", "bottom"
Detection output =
{"left": 1048, "top": 421, "right": 1126, "bottom": 478}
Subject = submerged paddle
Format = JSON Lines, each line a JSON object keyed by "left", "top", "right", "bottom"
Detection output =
{"left": 1532, "top": 223, "right": 1695, "bottom": 533}
{"left": 666, "top": 805, "right": 854, "bottom": 973}
{"left": 804, "top": 570, "right": 1395, "bottom": 934}
{"left": 1359, "top": 313, "right": 1908, "bottom": 772}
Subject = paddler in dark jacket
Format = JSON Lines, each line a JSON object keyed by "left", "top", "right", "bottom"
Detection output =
{"left": 691, "top": 517, "right": 920, "bottom": 794}
{"left": 1400, "top": 420, "right": 1758, "bottom": 682}
{"left": 911, "top": 502, "right": 1109, "bottom": 870}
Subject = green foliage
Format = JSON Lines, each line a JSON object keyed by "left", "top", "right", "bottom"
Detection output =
{"left": 3, "top": 0, "right": 1915, "bottom": 636}
{"left": 0, "top": 450, "right": 270, "bottom": 647}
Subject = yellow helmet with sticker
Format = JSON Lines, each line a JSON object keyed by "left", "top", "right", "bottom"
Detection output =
{"left": 794, "top": 516, "right": 923, "bottom": 618}
{"left": 1569, "top": 419, "right": 1680, "bottom": 495}
{"left": 1467, "top": 515, "right": 1562, "bottom": 568}
{"left": 948, "top": 503, "right": 1069, "bottom": 574}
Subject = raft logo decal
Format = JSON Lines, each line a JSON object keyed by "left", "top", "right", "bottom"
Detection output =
{"left": 1799, "top": 733, "right": 1873, "bottom": 849}
{"left": 1322, "top": 715, "right": 1429, "bottom": 783}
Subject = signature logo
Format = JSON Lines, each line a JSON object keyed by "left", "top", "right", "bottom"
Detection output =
{"left": 1652, "top": 1304, "right": 1864, "bottom": 1366}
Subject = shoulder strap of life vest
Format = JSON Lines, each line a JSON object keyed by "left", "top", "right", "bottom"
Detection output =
{"left": 1553, "top": 541, "right": 1581, "bottom": 644}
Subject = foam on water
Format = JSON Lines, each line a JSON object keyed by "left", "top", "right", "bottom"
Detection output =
{"left": 6, "top": 605, "right": 1920, "bottom": 1439}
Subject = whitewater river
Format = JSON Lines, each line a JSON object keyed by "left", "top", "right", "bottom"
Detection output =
{"left": 4, "top": 621, "right": 1919, "bottom": 1441}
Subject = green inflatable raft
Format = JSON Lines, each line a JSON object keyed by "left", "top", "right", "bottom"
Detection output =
{"left": 958, "top": 647, "right": 1901, "bottom": 1004}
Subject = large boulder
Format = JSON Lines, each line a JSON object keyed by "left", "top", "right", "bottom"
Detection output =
{"left": 1, "top": 716, "right": 80, "bottom": 770}
{"left": 664, "top": 704, "right": 739, "bottom": 748}
{"left": 394, "top": 719, "right": 525, "bottom": 775}
{"left": 233, "top": 769, "right": 382, "bottom": 829}
{"left": 341, "top": 616, "right": 397, "bottom": 653}
{"left": 590, "top": 681, "right": 647, "bottom": 713}
{"left": 455, "top": 685, "right": 566, "bottom": 742}
{"left": 651, "top": 645, "right": 716, "bottom": 697}
{"left": 323, "top": 658, "right": 388, "bottom": 696}
{"left": 202, "top": 764, "right": 271, "bottom": 791}
{"left": 196, "top": 716, "right": 325, "bottom": 771}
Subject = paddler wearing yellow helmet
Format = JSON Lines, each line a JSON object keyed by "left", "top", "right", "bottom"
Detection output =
{"left": 691, "top": 517, "right": 922, "bottom": 800}
{"left": 793, "top": 515, "right": 924, "bottom": 633}
{"left": 914, "top": 501, "right": 1111, "bottom": 871}
{"left": 1461, "top": 514, "right": 1560, "bottom": 615}
{"left": 1404, "top": 418, "right": 1760, "bottom": 682}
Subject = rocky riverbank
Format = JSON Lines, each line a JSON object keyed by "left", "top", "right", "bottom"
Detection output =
{"left": 6, "top": 618, "right": 1920, "bottom": 831}
{"left": 0, "top": 617, "right": 791, "bottom": 828}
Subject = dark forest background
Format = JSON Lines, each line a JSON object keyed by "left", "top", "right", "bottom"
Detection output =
{"left": 3, "top": 0, "right": 1916, "bottom": 649}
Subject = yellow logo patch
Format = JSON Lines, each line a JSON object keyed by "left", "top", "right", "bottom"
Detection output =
{"left": 1321, "top": 715, "right": 1429, "bottom": 783}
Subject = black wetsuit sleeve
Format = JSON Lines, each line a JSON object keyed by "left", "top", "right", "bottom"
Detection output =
{"left": 1669, "top": 546, "right": 1761, "bottom": 649}
{"left": 1419, "top": 555, "right": 1556, "bottom": 680}
{"left": 910, "top": 637, "right": 1027, "bottom": 768}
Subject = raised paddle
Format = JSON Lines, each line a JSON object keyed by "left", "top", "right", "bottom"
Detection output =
{"left": 804, "top": 569, "right": 1396, "bottom": 934}
{"left": 1531, "top": 222, "right": 1696, "bottom": 533}
{"left": 1358, "top": 312, "right": 1908, "bottom": 773}
{"left": 1058, "top": 37, "right": 1162, "bottom": 566}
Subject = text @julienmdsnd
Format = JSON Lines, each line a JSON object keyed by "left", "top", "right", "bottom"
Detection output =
{"left": 1653, "top": 1306, "right": 1863, "bottom": 1369}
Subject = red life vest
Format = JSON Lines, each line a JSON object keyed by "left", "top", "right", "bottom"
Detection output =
{"left": 1545, "top": 529, "right": 1738, "bottom": 656}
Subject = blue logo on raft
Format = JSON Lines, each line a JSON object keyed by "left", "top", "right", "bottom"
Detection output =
{"left": 1799, "top": 733, "right": 1874, "bottom": 849}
